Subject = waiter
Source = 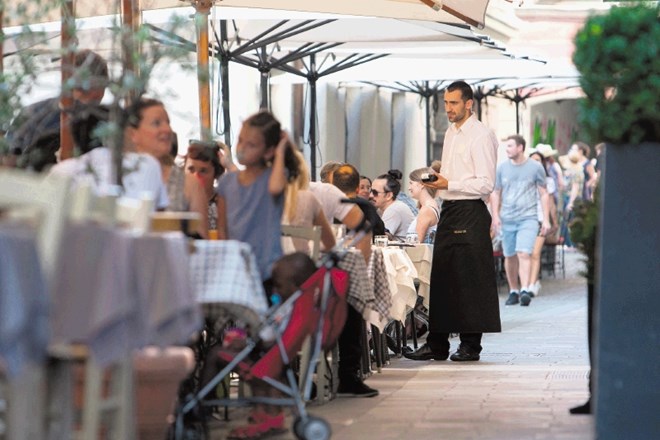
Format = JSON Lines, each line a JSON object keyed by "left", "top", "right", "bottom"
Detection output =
{"left": 404, "top": 80, "right": 501, "bottom": 362}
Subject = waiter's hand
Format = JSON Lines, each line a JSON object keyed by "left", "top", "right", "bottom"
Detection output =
{"left": 422, "top": 172, "right": 449, "bottom": 190}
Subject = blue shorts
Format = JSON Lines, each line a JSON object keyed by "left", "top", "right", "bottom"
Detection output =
{"left": 501, "top": 218, "right": 539, "bottom": 257}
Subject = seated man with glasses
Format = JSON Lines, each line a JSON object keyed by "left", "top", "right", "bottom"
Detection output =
{"left": 369, "top": 169, "right": 415, "bottom": 241}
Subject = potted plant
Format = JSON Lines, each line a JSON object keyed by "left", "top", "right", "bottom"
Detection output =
{"left": 572, "top": 4, "right": 659, "bottom": 439}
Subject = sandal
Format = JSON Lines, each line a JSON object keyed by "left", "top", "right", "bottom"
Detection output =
{"left": 227, "top": 412, "right": 286, "bottom": 439}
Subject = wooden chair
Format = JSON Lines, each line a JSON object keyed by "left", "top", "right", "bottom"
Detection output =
{"left": 281, "top": 224, "right": 322, "bottom": 261}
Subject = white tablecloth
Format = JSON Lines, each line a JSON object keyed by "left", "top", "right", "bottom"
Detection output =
{"left": 405, "top": 244, "right": 434, "bottom": 308}
{"left": 378, "top": 247, "right": 419, "bottom": 323}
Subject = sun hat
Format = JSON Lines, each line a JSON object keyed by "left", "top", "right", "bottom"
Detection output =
{"left": 535, "top": 143, "right": 558, "bottom": 157}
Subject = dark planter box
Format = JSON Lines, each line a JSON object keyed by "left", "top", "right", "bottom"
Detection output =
{"left": 595, "top": 142, "right": 660, "bottom": 439}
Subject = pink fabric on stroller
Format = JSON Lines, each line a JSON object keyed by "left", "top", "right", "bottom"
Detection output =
{"left": 218, "top": 266, "right": 348, "bottom": 381}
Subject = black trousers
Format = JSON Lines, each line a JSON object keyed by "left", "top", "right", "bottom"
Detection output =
{"left": 338, "top": 304, "right": 363, "bottom": 378}
{"left": 427, "top": 332, "right": 483, "bottom": 354}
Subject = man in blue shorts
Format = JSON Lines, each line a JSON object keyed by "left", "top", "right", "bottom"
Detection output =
{"left": 491, "top": 135, "right": 550, "bottom": 306}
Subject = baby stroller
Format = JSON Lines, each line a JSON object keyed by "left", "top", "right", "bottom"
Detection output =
{"left": 171, "top": 200, "right": 372, "bottom": 440}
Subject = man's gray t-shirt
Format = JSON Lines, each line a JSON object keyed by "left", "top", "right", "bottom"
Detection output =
{"left": 495, "top": 159, "right": 546, "bottom": 222}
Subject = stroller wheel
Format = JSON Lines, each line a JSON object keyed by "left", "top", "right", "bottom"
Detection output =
{"left": 293, "top": 415, "right": 331, "bottom": 440}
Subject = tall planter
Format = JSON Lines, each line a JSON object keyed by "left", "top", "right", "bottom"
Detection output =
{"left": 595, "top": 142, "right": 660, "bottom": 439}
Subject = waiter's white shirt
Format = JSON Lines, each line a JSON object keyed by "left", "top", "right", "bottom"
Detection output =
{"left": 439, "top": 113, "right": 498, "bottom": 201}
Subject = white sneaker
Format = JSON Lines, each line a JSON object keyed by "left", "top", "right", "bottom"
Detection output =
{"left": 533, "top": 280, "right": 542, "bottom": 296}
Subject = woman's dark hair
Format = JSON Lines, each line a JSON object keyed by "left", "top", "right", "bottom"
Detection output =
{"left": 529, "top": 151, "right": 549, "bottom": 177}
{"left": 122, "top": 98, "right": 164, "bottom": 130}
{"left": 360, "top": 175, "right": 372, "bottom": 185}
{"left": 244, "top": 110, "right": 300, "bottom": 182}
{"left": 186, "top": 141, "right": 224, "bottom": 178}
{"left": 376, "top": 169, "right": 403, "bottom": 197}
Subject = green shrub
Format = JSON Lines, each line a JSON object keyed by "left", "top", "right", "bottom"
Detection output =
{"left": 573, "top": 4, "right": 660, "bottom": 145}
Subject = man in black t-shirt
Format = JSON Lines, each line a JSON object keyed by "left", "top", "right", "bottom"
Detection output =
{"left": 329, "top": 163, "right": 380, "bottom": 398}
{"left": 333, "top": 164, "right": 385, "bottom": 238}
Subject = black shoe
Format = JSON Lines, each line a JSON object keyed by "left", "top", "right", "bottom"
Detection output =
{"left": 450, "top": 347, "right": 480, "bottom": 362}
{"left": 569, "top": 400, "right": 592, "bottom": 415}
{"left": 520, "top": 291, "right": 532, "bottom": 306}
{"left": 505, "top": 291, "right": 519, "bottom": 305}
{"left": 402, "top": 343, "right": 448, "bottom": 361}
{"left": 337, "top": 378, "right": 379, "bottom": 398}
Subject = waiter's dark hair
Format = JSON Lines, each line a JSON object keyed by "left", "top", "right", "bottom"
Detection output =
{"left": 376, "top": 169, "right": 403, "bottom": 197}
{"left": 446, "top": 80, "right": 474, "bottom": 101}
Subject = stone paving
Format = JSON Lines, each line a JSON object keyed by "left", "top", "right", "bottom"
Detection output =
{"left": 210, "top": 249, "right": 594, "bottom": 439}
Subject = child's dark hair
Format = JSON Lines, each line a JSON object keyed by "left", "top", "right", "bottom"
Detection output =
{"left": 244, "top": 111, "right": 300, "bottom": 182}
{"left": 376, "top": 169, "right": 403, "bottom": 197}
{"left": 187, "top": 141, "right": 224, "bottom": 178}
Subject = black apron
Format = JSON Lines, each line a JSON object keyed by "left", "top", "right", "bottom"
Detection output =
{"left": 429, "top": 199, "right": 501, "bottom": 333}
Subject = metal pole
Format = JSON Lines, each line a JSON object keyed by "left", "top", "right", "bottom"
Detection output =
{"left": 515, "top": 92, "right": 521, "bottom": 134}
{"left": 59, "top": 0, "right": 75, "bottom": 161}
{"left": 424, "top": 81, "right": 431, "bottom": 166}
{"left": 220, "top": 20, "right": 231, "bottom": 147}
{"left": 308, "top": 54, "right": 317, "bottom": 181}
{"left": 259, "top": 46, "right": 269, "bottom": 110}
{"left": 194, "top": 0, "right": 212, "bottom": 141}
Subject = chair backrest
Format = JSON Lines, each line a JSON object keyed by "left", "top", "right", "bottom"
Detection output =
{"left": 0, "top": 169, "right": 71, "bottom": 284}
{"left": 281, "top": 224, "right": 322, "bottom": 260}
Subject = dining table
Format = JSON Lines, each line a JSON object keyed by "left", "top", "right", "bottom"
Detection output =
{"left": 188, "top": 239, "right": 269, "bottom": 333}
{"left": 404, "top": 243, "right": 434, "bottom": 308}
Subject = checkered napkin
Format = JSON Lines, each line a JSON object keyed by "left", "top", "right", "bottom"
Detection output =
{"left": 189, "top": 240, "right": 268, "bottom": 316}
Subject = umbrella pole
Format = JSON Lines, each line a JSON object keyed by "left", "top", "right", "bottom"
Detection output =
{"left": 59, "top": 0, "right": 75, "bottom": 161}
{"left": 308, "top": 54, "right": 318, "bottom": 181}
{"left": 121, "top": 0, "right": 140, "bottom": 102}
{"left": 424, "top": 81, "right": 432, "bottom": 166}
{"left": 219, "top": 20, "right": 231, "bottom": 147}
{"left": 193, "top": 0, "right": 212, "bottom": 141}
{"left": 259, "top": 47, "right": 270, "bottom": 110}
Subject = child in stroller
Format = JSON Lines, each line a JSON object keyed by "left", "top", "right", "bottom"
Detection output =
{"left": 200, "top": 252, "right": 318, "bottom": 439}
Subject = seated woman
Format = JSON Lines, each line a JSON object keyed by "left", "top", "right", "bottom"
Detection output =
{"left": 407, "top": 167, "right": 440, "bottom": 244}
{"left": 184, "top": 141, "right": 225, "bottom": 231}
{"left": 124, "top": 98, "right": 208, "bottom": 237}
{"left": 200, "top": 252, "right": 318, "bottom": 439}
{"left": 49, "top": 104, "right": 168, "bottom": 209}
{"left": 282, "top": 149, "right": 336, "bottom": 255}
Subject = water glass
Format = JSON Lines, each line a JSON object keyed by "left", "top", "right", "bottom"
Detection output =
{"left": 374, "top": 235, "right": 388, "bottom": 247}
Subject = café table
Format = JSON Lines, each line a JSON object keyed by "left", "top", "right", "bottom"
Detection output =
{"left": 188, "top": 239, "right": 268, "bottom": 333}
{"left": 404, "top": 244, "right": 434, "bottom": 308}
{"left": 376, "top": 246, "right": 419, "bottom": 323}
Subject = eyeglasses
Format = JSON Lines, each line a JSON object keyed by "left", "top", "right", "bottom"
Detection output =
{"left": 371, "top": 189, "right": 390, "bottom": 196}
